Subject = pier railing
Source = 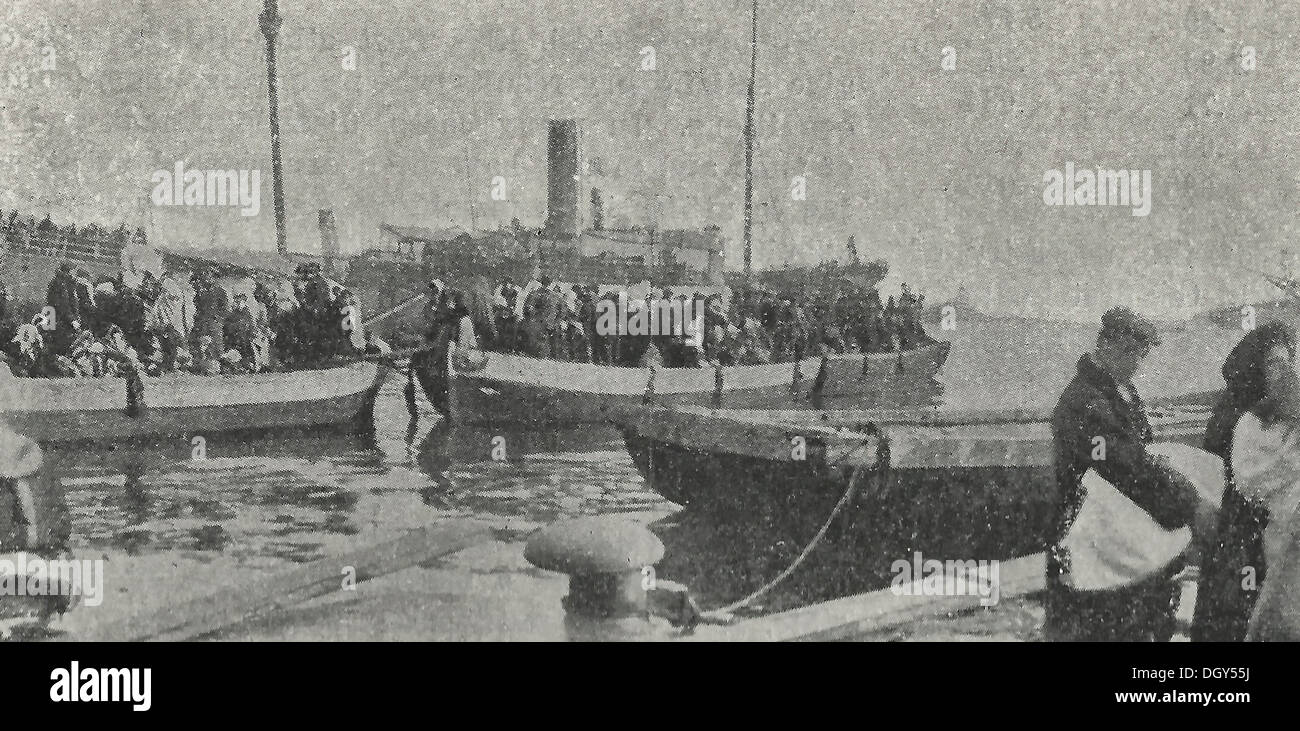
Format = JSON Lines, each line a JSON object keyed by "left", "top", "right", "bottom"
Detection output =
{"left": 2, "top": 226, "right": 128, "bottom": 266}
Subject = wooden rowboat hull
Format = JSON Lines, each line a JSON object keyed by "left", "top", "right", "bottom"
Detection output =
{"left": 444, "top": 341, "right": 952, "bottom": 428}
{"left": 816, "top": 341, "right": 951, "bottom": 402}
{"left": 0, "top": 361, "right": 391, "bottom": 444}
{"left": 618, "top": 404, "right": 1211, "bottom": 567}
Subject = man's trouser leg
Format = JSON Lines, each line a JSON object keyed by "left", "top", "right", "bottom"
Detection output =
{"left": 1045, "top": 572, "right": 1181, "bottom": 642}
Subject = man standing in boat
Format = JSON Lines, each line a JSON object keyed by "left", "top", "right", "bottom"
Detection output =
{"left": 191, "top": 268, "right": 230, "bottom": 371}
{"left": 521, "top": 277, "right": 559, "bottom": 359}
{"left": 1047, "top": 307, "right": 1212, "bottom": 641}
{"left": 45, "top": 262, "right": 82, "bottom": 356}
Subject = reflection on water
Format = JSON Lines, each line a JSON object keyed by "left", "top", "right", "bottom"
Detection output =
{"left": 46, "top": 379, "right": 673, "bottom": 566}
{"left": 27, "top": 320, "right": 1245, "bottom": 637}
{"left": 39, "top": 379, "right": 930, "bottom": 623}
{"left": 412, "top": 421, "right": 665, "bottom": 526}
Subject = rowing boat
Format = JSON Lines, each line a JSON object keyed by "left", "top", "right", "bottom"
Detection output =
{"left": 0, "top": 359, "right": 392, "bottom": 444}
{"left": 438, "top": 340, "right": 952, "bottom": 427}
{"left": 616, "top": 399, "right": 1213, "bottom": 565}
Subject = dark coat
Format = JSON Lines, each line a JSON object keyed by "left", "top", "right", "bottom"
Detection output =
{"left": 193, "top": 282, "right": 230, "bottom": 338}
{"left": 1049, "top": 355, "right": 1200, "bottom": 576}
{"left": 117, "top": 290, "right": 148, "bottom": 352}
{"left": 45, "top": 271, "right": 80, "bottom": 328}
{"left": 74, "top": 279, "right": 95, "bottom": 322}
{"left": 527, "top": 288, "right": 562, "bottom": 329}
{"left": 1046, "top": 354, "right": 1201, "bottom": 640}
{"left": 224, "top": 307, "right": 257, "bottom": 348}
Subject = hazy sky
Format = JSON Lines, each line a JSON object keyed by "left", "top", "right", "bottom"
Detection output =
{"left": 2, "top": 0, "right": 1300, "bottom": 321}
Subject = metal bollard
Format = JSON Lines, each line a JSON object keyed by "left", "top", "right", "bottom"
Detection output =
{"left": 524, "top": 516, "right": 665, "bottom": 619}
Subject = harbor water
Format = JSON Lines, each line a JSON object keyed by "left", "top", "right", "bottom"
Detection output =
{"left": 41, "top": 316, "right": 1246, "bottom": 640}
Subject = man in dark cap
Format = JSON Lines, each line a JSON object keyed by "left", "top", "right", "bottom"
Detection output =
{"left": 1046, "top": 306, "right": 1211, "bottom": 641}
{"left": 191, "top": 267, "right": 230, "bottom": 369}
{"left": 521, "top": 277, "right": 560, "bottom": 359}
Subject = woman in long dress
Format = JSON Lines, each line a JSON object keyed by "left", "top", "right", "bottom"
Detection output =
{"left": 1193, "top": 322, "right": 1295, "bottom": 640}
{"left": 1231, "top": 381, "right": 1300, "bottom": 640}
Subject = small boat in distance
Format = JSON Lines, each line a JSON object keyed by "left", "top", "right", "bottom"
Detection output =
{"left": 1201, "top": 269, "right": 1300, "bottom": 330}
{"left": 0, "top": 359, "right": 393, "bottom": 444}
{"left": 1264, "top": 271, "right": 1300, "bottom": 301}
{"left": 438, "top": 341, "right": 951, "bottom": 427}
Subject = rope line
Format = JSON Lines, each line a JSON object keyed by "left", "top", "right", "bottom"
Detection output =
{"left": 694, "top": 427, "right": 889, "bottom": 626}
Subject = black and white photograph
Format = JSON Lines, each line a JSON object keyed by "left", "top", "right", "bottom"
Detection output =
{"left": 0, "top": 0, "right": 1293, "bottom": 710}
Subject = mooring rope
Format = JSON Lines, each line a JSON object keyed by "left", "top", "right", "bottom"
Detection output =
{"left": 695, "top": 429, "right": 889, "bottom": 625}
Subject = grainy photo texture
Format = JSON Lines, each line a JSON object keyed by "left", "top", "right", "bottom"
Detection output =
{"left": 0, "top": 0, "right": 1296, "bottom": 665}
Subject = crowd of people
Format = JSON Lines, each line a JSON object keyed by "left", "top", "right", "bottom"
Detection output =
{"left": 0, "top": 260, "right": 374, "bottom": 379}
{"left": 1, "top": 208, "right": 148, "bottom": 252}
{"left": 418, "top": 274, "right": 934, "bottom": 369}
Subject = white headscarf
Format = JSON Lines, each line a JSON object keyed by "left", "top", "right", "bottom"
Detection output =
{"left": 515, "top": 279, "right": 541, "bottom": 321}
{"left": 12, "top": 323, "right": 42, "bottom": 359}
{"left": 276, "top": 279, "right": 300, "bottom": 312}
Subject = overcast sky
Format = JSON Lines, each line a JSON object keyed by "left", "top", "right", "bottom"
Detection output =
{"left": 2, "top": 0, "right": 1299, "bottom": 321}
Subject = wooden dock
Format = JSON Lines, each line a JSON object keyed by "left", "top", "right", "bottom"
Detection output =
{"left": 686, "top": 553, "right": 1046, "bottom": 642}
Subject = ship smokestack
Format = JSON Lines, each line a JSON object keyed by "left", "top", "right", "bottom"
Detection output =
{"left": 545, "top": 120, "right": 580, "bottom": 239}
{"left": 318, "top": 209, "right": 339, "bottom": 277}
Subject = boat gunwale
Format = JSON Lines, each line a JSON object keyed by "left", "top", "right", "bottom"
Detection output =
{"left": 2, "top": 359, "right": 392, "bottom": 415}
{"left": 449, "top": 340, "right": 953, "bottom": 396}
{"left": 617, "top": 396, "right": 1213, "bottom": 471}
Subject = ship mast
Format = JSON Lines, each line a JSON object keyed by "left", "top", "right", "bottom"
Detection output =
{"left": 260, "top": 0, "right": 289, "bottom": 255}
{"left": 741, "top": 0, "right": 758, "bottom": 297}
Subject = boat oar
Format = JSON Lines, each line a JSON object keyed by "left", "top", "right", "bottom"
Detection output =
{"left": 64, "top": 520, "right": 491, "bottom": 642}
{"left": 360, "top": 291, "right": 430, "bottom": 328}
{"left": 405, "top": 365, "right": 418, "bottom": 418}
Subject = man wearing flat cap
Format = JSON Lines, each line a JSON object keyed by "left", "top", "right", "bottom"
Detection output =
{"left": 1047, "top": 306, "right": 1207, "bottom": 641}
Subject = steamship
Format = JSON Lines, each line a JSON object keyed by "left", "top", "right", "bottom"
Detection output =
{"left": 377, "top": 111, "right": 951, "bottom": 427}
{"left": 345, "top": 119, "right": 730, "bottom": 346}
